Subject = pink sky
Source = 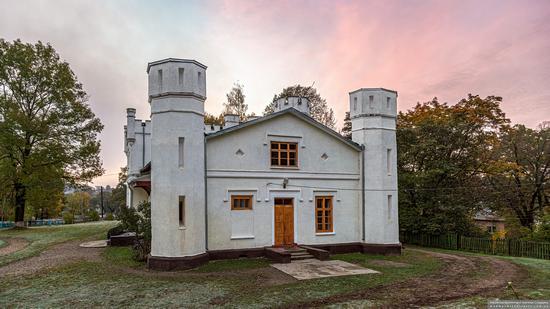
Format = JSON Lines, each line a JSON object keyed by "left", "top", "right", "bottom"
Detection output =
{"left": 1, "top": 0, "right": 549, "bottom": 186}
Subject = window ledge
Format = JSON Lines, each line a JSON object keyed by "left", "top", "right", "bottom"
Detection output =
{"left": 270, "top": 166, "right": 300, "bottom": 170}
{"left": 230, "top": 235, "right": 255, "bottom": 240}
{"left": 315, "top": 232, "right": 335, "bottom": 236}
{"left": 178, "top": 226, "right": 186, "bottom": 230}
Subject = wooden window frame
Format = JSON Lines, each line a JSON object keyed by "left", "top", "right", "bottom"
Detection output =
{"left": 270, "top": 141, "right": 298, "bottom": 167}
{"left": 315, "top": 196, "right": 333, "bottom": 233}
{"left": 231, "top": 195, "right": 253, "bottom": 210}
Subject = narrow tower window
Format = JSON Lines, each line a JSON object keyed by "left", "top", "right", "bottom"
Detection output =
{"left": 369, "top": 95, "right": 374, "bottom": 108}
{"left": 158, "top": 69, "right": 163, "bottom": 92}
{"left": 178, "top": 137, "right": 185, "bottom": 168}
{"left": 387, "top": 195, "right": 392, "bottom": 220}
{"left": 386, "top": 97, "right": 391, "bottom": 108}
{"left": 387, "top": 148, "right": 392, "bottom": 174}
{"left": 197, "top": 71, "right": 202, "bottom": 83}
{"left": 353, "top": 97, "right": 357, "bottom": 111}
{"left": 178, "top": 68, "right": 184, "bottom": 87}
{"left": 179, "top": 196, "right": 185, "bottom": 227}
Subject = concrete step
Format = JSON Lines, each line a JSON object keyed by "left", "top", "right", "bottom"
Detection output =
{"left": 286, "top": 248, "right": 307, "bottom": 253}
{"left": 291, "top": 254, "right": 315, "bottom": 260}
{"left": 290, "top": 251, "right": 311, "bottom": 256}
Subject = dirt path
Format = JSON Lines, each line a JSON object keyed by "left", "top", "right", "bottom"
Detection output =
{"left": 0, "top": 238, "right": 103, "bottom": 277}
{"left": 0, "top": 238, "right": 29, "bottom": 256}
{"left": 286, "top": 249, "right": 527, "bottom": 308}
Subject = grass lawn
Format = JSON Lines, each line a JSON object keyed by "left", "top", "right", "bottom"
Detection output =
{"left": 0, "top": 221, "right": 117, "bottom": 267}
{"left": 5, "top": 222, "right": 547, "bottom": 308}
{"left": 0, "top": 244, "right": 441, "bottom": 308}
{"left": 0, "top": 239, "right": 6, "bottom": 249}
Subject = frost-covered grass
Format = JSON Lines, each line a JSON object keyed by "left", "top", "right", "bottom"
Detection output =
{"left": 0, "top": 245, "right": 442, "bottom": 308}
{"left": 0, "top": 261, "right": 229, "bottom": 308}
{"left": 0, "top": 221, "right": 117, "bottom": 266}
{"left": 230, "top": 249, "right": 441, "bottom": 308}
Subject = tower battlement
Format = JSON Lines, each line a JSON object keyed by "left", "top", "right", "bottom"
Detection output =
{"left": 147, "top": 58, "right": 207, "bottom": 102}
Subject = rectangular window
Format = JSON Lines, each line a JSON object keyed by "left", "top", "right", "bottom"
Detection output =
{"left": 369, "top": 95, "right": 374, "bottom": 108}
{"left": 315, "top": 196, "right": 333, "bottom": 233}
{"left": 178, "top": 68, "right": 184, "bottom": 86}
{"left": 353, "top": 97, "right": 357, "bottom": 111}
{"left": 158, "top": 69, "right": 163, "bottom": 92}
{"left": 178, "top": 137, "right": 185, "bottom": 168}
{"left": 387, "top": 148, "right": 392, "bottom": 174}
{"left": 197, "top": 71, "right": 202, "bottom": 83}
{"left": 386, "top": 97, "right": 391, "bottom": 108}
{"left": 179, "top": 196, "right": 185, "bottom": 227}
{"left": 231, "top": 195, "right": 253, "bottom": 210}
{"left": 387, "top": 195, "right": 392, "bottom": 220}
{"left": 270, "top": 141, "right": 298, "bottom": 167}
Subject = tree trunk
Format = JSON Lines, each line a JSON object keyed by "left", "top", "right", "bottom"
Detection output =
{"left": 14, "top": 181, "right": 26, "bottom": 227}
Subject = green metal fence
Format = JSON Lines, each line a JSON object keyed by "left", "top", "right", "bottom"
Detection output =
{"left": 401, "top": 232, "right": 550, "bottom": 260}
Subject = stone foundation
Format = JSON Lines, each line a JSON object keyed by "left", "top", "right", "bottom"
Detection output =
{"left": 146, "top": 242, "right": 402, "bottom": 271}
{"left": 147, "top": 253, "right": 210, "bottom": 271}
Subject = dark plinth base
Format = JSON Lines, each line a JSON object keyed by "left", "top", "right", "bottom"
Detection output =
{"left": 147, "top": 253, "right": 209, "bottom": 271}
{"left": 308, "top": 243, "right": 363, "bottom": 254}
{"left": 109, "top": 232, "right": 137, "bottom": 247}
{"left": 362, "top": 243, "right": 402, "bottom": 255}
{"left": 208, "top": 247, "right": 265, "bottom": 260}
{"left": 264, "top": 247, "right": 291, "bottom": 263}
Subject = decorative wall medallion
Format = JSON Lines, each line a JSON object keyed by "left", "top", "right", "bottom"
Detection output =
{"left": 236, "top": 149, "right": 244, "bottom": 156}
{"left": 321, "top": 153, "right": 328, "bottom": 160}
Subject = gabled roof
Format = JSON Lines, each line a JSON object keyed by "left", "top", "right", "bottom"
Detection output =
{"left": 206, "top": 108, "right": 362, "bottom": 151}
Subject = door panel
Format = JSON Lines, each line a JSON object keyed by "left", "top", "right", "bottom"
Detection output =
{"left": 283, "top": 206, "right": 294, "bottom": 245}
{"left": 274, "top": 206, "right": 285, "bottom": 246}
{"left": 274, "top": 198, "right": 294, "bottom": 247}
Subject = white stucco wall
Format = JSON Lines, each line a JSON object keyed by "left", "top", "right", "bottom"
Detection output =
{"left": 206, "top": 113, "right": 362, "bottom": 250}
{"left": 149, "top": 59, "right": 207, "bottom": 258}
{"left": 350, "top": 88, "right": 400, "bottom": 245}
{"left": 128, "top": 59, "right": 400, "bottom": 255}
{"left": 130, "top": 187, "right": 149, "bottom": 208}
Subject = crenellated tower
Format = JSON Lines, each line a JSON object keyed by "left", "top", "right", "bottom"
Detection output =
{"left": 147, "top": 58, "right": 208, "bottom": 269}
{"left": 349, "top": 88, "right": 400, "bottom": 253}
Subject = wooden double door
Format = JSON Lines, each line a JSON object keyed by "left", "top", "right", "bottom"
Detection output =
{"left": 274, "top": 198, "right": 294, "bottom": 247}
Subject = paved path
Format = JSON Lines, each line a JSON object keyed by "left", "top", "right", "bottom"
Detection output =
{"left": 272, "top": 259, "right": 379, "bottom": 280}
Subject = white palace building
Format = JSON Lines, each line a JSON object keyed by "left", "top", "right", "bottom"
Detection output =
{"left": 124, "top": 58, "right": 400, "bottom": 270}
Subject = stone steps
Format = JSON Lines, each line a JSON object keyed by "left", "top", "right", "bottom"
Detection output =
{"left": 289, "top": 249, "right": 315, "bottom": 261}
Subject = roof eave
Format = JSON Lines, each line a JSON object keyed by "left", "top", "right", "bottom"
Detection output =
{"left": 206, "top": 108, "right": 362, "bottom": 151}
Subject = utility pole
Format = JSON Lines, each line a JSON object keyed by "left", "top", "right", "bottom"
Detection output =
{"left": 100, "top": 186, "right": 104, "bottom": 219}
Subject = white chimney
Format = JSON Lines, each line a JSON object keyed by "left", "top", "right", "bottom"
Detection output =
{"left": 224, "top": 114, "right": 240, "bottom": 128}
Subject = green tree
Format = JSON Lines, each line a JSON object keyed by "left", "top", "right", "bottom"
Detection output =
{"left": 204, "top": 112, "right": 224, "bottom": 126}
{"left": 223, "top": 82, "right": 248, "bottom": 121}
{"left": 0, "top": 39, "right": 104, "bottom": 226}
{"left": 64, "top": 191, "right": 91, "bottom": 219}
{"left": 264, "top": 85, "right": 336, "bottom": 129}
{"left": 108, "top": 167, "right": 127, "bottom": 215}
{"left": 397, "top": 95, "right": 509, "bottom": 234}
{"left": 341, "top": 112, "right": 352, "bottom": 139}
{"left": 532, "top": 211, "right": 550, "bottom": 241}
{"left": 486, "top": 124, "right": 549, "bottom": 230}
